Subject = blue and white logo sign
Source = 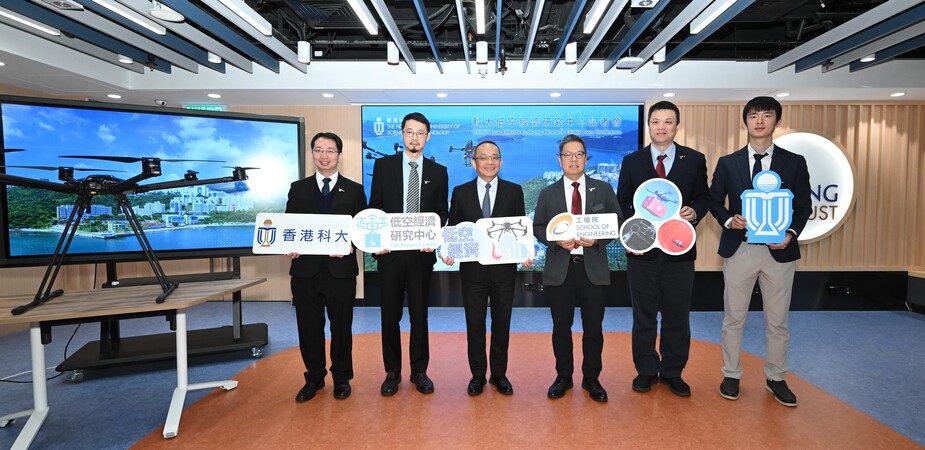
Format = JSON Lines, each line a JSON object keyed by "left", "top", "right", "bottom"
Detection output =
{"left": 741, "top": 170, "right": 793, "bottom": 244}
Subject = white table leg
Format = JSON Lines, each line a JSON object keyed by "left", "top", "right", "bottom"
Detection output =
{"left": 2, "top": 324, "right": 50, "bottom": 450}
{"left": 162, "top": 309, "right": 238, "bottom": 439}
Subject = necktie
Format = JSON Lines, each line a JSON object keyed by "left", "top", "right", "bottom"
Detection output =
{"left": 322, "top": 177, "right": 331, "bottom": 196}
{"left": 407, "top": 161, "right": 420, "bottom": 213}
{"left": 571, "top": 181, "right": 581, "bottom": 215}
{"left": 752, "top": 153, "right": 767, "bottom": 183}
{"left": 656, "top": 154, "right": 667, "bottom": 178}
{"left": 482, "top": 182, "right": 492, "bottom": 218}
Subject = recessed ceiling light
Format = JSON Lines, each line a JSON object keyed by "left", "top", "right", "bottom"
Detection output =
{"left": 859, "top": 54, "right": 875, "bottom": 63}
{"left": 0, "top": 61, "right": 6, "bottom": 67}
{"left": 117, "top": 54, "right": 133, "bottom": 64}
{"left": 107, "top": 94, "right": 122, "bottom": 99}
{"left": 436, "top": 93, "right": 448, "bottom": 98}
{"left": 890, "top": 92, "right": 905, "bottom": 97}
{"left": 148, "top": 0, "right": 185, "bottom": 22}
{"left": 321, "top": 93, "right": 334, "bottom": 98}
{"left": 776, "top": 92, "right": 790, "bottom": 98}
{"left": 663, "top": 92, "right": 676, "bottom": 98}
{"left": 549, "top": 92, "right": 561, "bottom": 98}
{"left": 207, "top": 93, "right": 221, "bottom": 99}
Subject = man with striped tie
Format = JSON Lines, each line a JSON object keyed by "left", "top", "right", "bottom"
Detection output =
{"left": 369, "top": 112, "right": 449, "bottom": 396}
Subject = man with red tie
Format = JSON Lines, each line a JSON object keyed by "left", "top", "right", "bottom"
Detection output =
{"left": 616, "top": 101, "right": 710, "bottom": 397}
{"left": 533, "top": 134, "right": 621, "bottom": 402}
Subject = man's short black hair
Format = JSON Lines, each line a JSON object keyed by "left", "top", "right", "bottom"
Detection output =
{"left": 401, "top": 112, "right": 431, "bottom": 132}
{"left": 648, "top": 100, "right": 680, "bottom": 123}
{"left": 310, "top": 132, "right": 343, "bottom": 153}
{"left": 559, "top": 134, "right": 586, "bottom": 154}
{"left": 743, "top": 96, "right": 783, "bottom": 124}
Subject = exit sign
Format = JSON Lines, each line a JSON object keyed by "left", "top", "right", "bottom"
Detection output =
{"left": 184, "top": 105, "right": 225, "bottom": 111}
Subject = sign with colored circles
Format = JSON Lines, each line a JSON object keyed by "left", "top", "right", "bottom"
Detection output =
{"left": 619, "top": 178, "right": 696, "bottom": 255}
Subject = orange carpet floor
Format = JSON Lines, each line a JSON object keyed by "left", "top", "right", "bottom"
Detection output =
{"left": 133, "top": 332, "right": 918, "bottom": 449}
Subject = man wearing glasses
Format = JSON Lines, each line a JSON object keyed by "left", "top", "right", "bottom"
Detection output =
{"left": 369, "top": 112, "right": 449, "bottom": 396}
{"left": 533, "top": 134, "right": 621, "bottom": 402}
{"left": 441, "top": 140, "right": 530, "bottom": 396}
{"left": 286, "top": 132, "right": 367, "bottom": 401}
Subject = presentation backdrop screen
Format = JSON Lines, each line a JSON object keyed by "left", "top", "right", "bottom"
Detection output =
{"left": 361, "top": 104, "right": 644, "bottom": 272}
{"left": 0, "top": 95, "right": 304, "bottom": 267}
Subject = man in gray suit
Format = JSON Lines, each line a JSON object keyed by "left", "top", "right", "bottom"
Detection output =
{"left": 533, "top": 134, "right": 622, "bottom": 402}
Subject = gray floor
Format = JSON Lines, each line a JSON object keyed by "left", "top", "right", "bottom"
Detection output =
{"left": 2, "top": 303, "right": 924, "bottom": 449}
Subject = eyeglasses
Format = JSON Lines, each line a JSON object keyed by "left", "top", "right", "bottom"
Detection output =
{"left": 473, "top": 155, "right": 501, "bottom": 162}
{"left": 402, "top": 129, "right": 428, "bottom": 138}
{"left": 559, "top": 151, "right": 587, "bottom": 159}
{"left": 312, "top": 148, "right": 339, "bottom": 155}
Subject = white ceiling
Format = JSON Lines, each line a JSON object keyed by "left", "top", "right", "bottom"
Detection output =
{"left": 2, "top": 21, "right": 925, "bottom": 108}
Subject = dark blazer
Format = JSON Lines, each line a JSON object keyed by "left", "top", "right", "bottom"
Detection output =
{"left": 285, "top": 174, "right": 367, "bottom": 278}
{"left": 709, "top": 145, "right": 812, "bottom": 262}
{"left": 448, "top": 177, "right": 526, "bottom": 281}
{"left": 368, "top": 153, "right": 449, "bottom": 265}
{"left": 533, "top": 176, "right": 621, "bottom": 286}
{"left": 616, "top": 144, "right": 710, "bottom": 261}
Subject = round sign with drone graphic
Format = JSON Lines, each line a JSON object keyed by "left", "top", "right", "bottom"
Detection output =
{"left": 619, "top": 178, "right": 696, "bottom": 256}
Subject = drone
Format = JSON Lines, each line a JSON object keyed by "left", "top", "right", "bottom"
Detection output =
{"left": 362, "top": 141, "right": 402, "bottom": 160}
{"left": 486, "top": 219, "right": 528, "bottom": 239}
{"left": 0, "top": 149, "right": 254, "bottom": 315}
{"left": 647, "top": 189, "right": 678, "bottom": 204}
{"left": 448, "top": 140, "right": 476, "bottom": 167}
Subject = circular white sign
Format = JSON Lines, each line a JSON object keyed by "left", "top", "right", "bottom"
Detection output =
{"left": 774, "top": 132, "right": 856, "bottom": 243}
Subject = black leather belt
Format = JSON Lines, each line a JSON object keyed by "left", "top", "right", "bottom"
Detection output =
{"left": 570, "top": 255, "right": 584, "bottom": 264}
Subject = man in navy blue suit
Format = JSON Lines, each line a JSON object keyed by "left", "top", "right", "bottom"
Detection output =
{"left": 709, "top": 96, "right": 811, "bottom": 407}
{"left": 616, "top": 101, "right": 710, "bottom": 397}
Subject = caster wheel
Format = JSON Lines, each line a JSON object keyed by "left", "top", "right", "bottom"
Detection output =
{"left": 68, "top": 370, "right": 85, "bottom": 383}
{"left": 0, "top": 419, "right": 13, "bottom": 427}
{"left": 251, "top": 346, "right": 265, "bottom": 358}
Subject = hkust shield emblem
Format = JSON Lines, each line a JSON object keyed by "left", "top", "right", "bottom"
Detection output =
{"left": 256, "top": 219, "right": 277, "bottom": 247}
{"left": 741, "top": 170, "right": 794, "bottom": 244}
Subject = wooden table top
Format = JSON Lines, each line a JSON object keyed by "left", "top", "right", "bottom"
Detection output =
{"left": 0, "top": 278, "right": 266, "bottom": 325}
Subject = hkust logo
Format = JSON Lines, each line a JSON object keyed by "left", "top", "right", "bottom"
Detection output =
{"left": 373, "top": 117, "right": 385, "bottom": 136}
{"left": 256, "top": 219, "right": 277, "bottom": 247}
{"left": 741, "top": 170, "right": 793, "bottom": 244}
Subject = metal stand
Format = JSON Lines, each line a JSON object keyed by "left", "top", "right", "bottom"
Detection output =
{"left": 0, "top": 325, "right": 50, "bottom": 449}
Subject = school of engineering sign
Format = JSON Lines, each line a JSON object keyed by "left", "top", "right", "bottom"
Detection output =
{"left": 774, "top": 132, "right": 856, "bottom": 243}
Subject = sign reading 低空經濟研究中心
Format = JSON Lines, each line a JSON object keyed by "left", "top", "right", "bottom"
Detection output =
{"left": 774, "top": 132, "right": 856, "bottom": 243}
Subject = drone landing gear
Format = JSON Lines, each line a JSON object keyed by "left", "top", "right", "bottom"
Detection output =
{"left": 10, "top": 192, "right": 179, "bottom": 315}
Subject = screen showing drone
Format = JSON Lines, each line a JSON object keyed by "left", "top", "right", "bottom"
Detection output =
{"left": 361, "top": 104, "right": 643, "bottom": 272}
{"left": 0, "top": 95, "right": 304, "bottom": 267}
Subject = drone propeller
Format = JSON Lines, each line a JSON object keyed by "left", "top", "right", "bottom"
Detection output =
{"left": 2, "top": 148, "right": 25, "bottom": 153}
{"left": 60, "top": 155, "right": 225, "bottom": 163}
{"left": 222, "top": 166, "right": 260, "bottom": 170}
{"left": 0, "top": 165, "right": 124, "bottom": 172}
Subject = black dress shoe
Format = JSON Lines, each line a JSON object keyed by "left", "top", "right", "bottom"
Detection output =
{"left": 720, "top": 377, "right": 740, "bottom": 401}
{"left": 489, "top": 375, "right": 514, "bottom": 395}
{"left": 467, "top": 376, "right": 487, "bottom": 396}
{"left": 581, "top": 377, "right": 608, "bottom": 403}
{"left": 766, "top": 379, "right": 797, "bottom": 407}
{"left": 411, "top": 372, "right": 435, "bottom": 394}
{"left": 295, "top": 379, "right": 325, "bottom": 402}
{"left": 380, "top": 372, "right": 401, "bottom": 397}
{"left": 333, "top": 382, "right": 351, "bottom": 399}
{"left": 632, "top": 374, "right": 657, "bottom": 393}
{"left": 547, "top": 376, "right": 573, "bottom": 399}
{"left": 660, "top": 376, "right": 691, "bottom": 397}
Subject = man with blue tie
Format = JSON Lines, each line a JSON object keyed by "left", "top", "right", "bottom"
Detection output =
{"left": 441, "top": 141, "right": 530, "bottom": 396}
{"left": 286, "top": 132, "right": 367, "bottom": 401}
{"left": 533, "top": 134, "right": 621, "bottom": 402}
{"left": 616, "top": 101, "right": 710, "bottom": 397}
{"left": 369, "top": 112, "right": 449, "bottom": 396}
{"left": 709, "top": 96, "right": 811, "bottom": 407}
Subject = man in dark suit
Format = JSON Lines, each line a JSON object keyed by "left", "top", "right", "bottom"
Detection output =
{"left": 533, "top": 134, "right": 621, "bottom": 403}
{"left": 441, "top": 140, "right": 530, "bottom": 396}
{"left": 709, "top": 96, "right": 811, "bottom": 407}
{"left": 369, "top": 112, "right": 449, "bottom": 396}
{"left": 286, "top": 132, "right": 367, "bottom": 401}
{"left": 617, "top": 101, "right": 710, "bottom": 397}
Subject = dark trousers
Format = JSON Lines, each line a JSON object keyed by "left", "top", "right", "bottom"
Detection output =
{"left": 379, "top": 252, "right": 433, "bottom": 374}
{"left": 461, "top": 269, "right": 515, "bottom": 378}
{"left": 291, "top": 268, "right": 356, "bottom": 384}
{"left": 626, "top": 255, "right": 694, "bottom": 378}
{"left": 546, "top": 259, "right": 606, "bottom": 379}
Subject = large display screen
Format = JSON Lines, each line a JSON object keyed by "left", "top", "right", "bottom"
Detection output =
{"left": 361, "top": 104, "right": 644, "bottom": 272}
{"left": 0, "top": 95, "right": 304, "bottom": 267}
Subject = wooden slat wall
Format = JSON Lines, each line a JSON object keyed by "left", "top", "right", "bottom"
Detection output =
{"left": 672, "top": 102, "right": 925, "bottom": 270}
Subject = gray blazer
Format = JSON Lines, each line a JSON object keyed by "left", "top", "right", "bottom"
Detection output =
{"left": 533, "top": 175, "right": 621, "bottom": 286}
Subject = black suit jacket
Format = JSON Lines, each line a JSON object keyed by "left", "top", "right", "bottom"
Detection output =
{"left": 709, "top": 145, "right": 812, "bottom": 262}
{"left": 368, "top": 153, "right": 449, "bottom": 265}
{"left": 448, "top": 177, "right": 526, "bottom": 282}
{"left": 616, "top": 143, "right": 710, "bottom": 261}
{"left": 286, "top": 174, "right": 367, "bottom": 278}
